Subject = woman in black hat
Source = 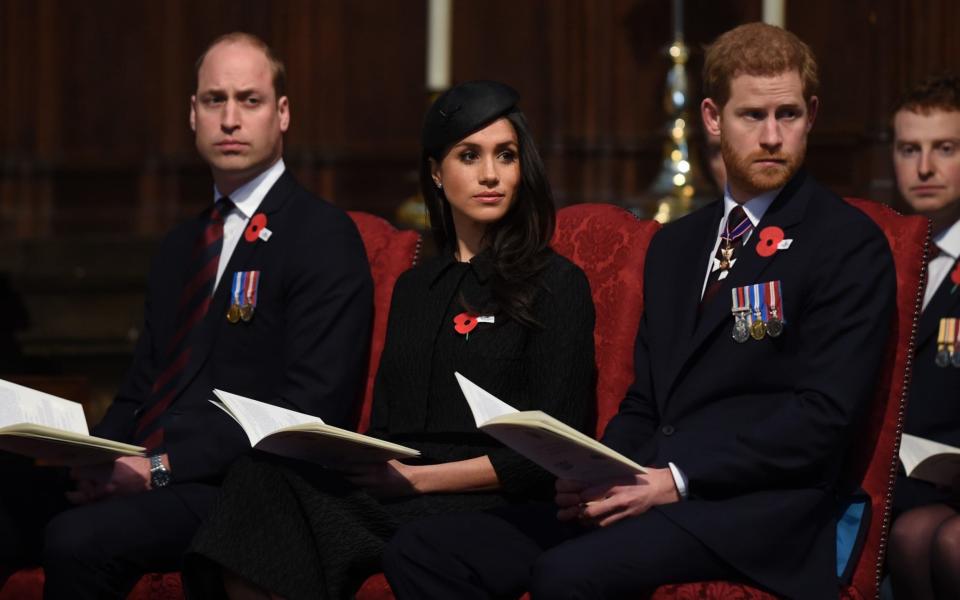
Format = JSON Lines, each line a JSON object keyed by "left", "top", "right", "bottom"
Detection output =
{"left": 183, "top": 80, "right": 596, "bottom": 600}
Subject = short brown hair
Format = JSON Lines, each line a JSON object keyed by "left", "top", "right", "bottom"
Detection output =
{"left": 703, "top": 22, "right": 818, "bottom": 108}
{"left": 894, "top": 74, "right": 960, "bottom": 117}
{"left": 195, "top": 32, "right": 287, "bottom": 99}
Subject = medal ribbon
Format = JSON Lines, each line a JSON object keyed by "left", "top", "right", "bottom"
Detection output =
{"left": 244, "top": 271, "right": 260, "bottom": 308}
{"left": 752, "top": 283, "right": 767, "bottom": 322}
{"left": 765, "top": 280, "right": 786, "bottom": 322}
{"left": 723, "top": 213, "right": 753, "bottom": 243}
{"left": 952, "top": 318, "right": 959, "bottom": 356}
{"left": 231, "top": 272, "right": 244, "bottom": 308}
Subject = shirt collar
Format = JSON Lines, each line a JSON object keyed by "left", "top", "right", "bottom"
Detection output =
{"left": 426, "top": 249, "right": 495, "bottom": 287}
{"left": 722, "top": 185, "right": 781, "bottom": 227}
{"left": 934, "top": 217, "right": 960, "bottom": 261}
{"left": 213, "top": 158, "right": 286, "bottom": 219}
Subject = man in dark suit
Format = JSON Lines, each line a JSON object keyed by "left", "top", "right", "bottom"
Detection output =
{"left": 382, "top": 23, "right": 895, "bottom": 600}
{"left": 0, "top": 32, "right": 372, "bottom": 598}
{"left": 886, "top": 74, "right": 960, "bottom": 600}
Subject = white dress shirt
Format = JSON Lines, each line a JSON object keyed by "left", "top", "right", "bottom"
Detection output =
{"left": 700, "top": 186, "right": 781, "bottom": 299}
{"left": 213, "top": 158, "right": 286, "bottom": 291}
{"left": 923, "top": 217, "right": 960, "bottom": 311}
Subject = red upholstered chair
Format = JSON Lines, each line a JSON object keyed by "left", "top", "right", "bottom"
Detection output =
{"left": 0, "top": 212, "right": 421, "bottom": 600}
{"left": 357, "top": 203, "right": 661, "bottom": 598}
{"left": 346, "top": 211, "right": 422, "bottom": 432}
{"left": 652, "top": 198, "right": 929, "bottom": 600}
{"left": 550, "top": 203, "right": 660, "bottom": 435}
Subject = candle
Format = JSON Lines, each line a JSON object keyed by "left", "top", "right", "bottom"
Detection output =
{"left": 762, "top": 0, "right": 785, "bottom": 28}
{"left": 672, "top": 0, "right": 683, "bottom": 42}
{"left": 427, "top": 0, "right": 452, "bottom": 91}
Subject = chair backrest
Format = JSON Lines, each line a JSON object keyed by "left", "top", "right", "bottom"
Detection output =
{"left": 551, "top": 203, "right": 660, "bottom": 436}
{"left": 839, "top": 198, "right": 928, "bottom": 599}
{"left": 347, "top": 212, "right": 421, "bottom": 433}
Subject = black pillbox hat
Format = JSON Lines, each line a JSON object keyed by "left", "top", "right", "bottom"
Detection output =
{"left": 421, "top": 80, "right": 520, "bottom": 155}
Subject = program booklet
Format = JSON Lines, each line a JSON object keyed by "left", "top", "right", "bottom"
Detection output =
{"left": 0, "top": 378, "right": 145, "bottom": 466}
{"left": 211, "top": 389, "right": 420, "bottom": 465}
{"left": 455, "top": 372, "right": 646, "bottom": 483}
{"left": 900, "top": 433, "right": 960, "bottom": 489}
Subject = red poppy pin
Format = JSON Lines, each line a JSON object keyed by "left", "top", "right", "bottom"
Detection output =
{"left": 950, "top": 259, "right": 960, "bottom": 293}
{"left": 453, "top": 312, "right": 479, "bottom": 340}
{"left": 245, "top": 213, "right": 270, "bottom": 243}
{"left": 756, "top": 226, "right": 785, "bottom": 257}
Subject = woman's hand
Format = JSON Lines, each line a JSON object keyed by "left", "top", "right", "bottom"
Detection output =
{"left": 341, "top": 459, "right": 423, "bottom": 498}
{"left": 340, "top": 455, "right": 501, "bottom": 497}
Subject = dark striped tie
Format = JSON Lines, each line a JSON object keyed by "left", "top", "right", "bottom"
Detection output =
{"left": 135, "top": 197, "right": 234, "bottom": 450}
{"left": 701, "top": 206, "right": 751, "bottom": 308}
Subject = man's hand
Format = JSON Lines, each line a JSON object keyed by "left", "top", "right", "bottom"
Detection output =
{"left": 340, "top": 459, "right": 422, "bottom": 499}
{"left": 66, "top": 456, "right": 159, "bottom": 504}
{"left": 555, "top": 468, "right": 680, "bottom": 528}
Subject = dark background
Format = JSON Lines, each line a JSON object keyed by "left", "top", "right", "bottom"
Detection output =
{"left": 0, "top": 0, "right": 957, "bottom": 416}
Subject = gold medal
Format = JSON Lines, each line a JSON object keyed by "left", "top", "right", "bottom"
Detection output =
{"left": 719, "top": 246, "right": 734, "bottom": 271}
{"left": 226, "top": 304, "right": 241, "bottom": 323}
{"left": 239, "top": 303, "right": 254, "bottom": 322}
{"left": 750, "top": 319, "right": 766, "bottom": 340}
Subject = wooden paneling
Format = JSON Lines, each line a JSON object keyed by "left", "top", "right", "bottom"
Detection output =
{"left": 0, "top": 0, "right": 958, "bottom": 400}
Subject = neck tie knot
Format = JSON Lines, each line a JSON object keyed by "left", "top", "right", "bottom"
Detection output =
{"left": 724, "top": 205, "right": 751, "bottom": 242}
{"left": 212, "top": 196, "right": 235, "bottom": 223}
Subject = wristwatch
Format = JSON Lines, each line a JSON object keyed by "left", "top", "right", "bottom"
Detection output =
{"left": 149, "top": 454, "right": 171, "bottom": 489}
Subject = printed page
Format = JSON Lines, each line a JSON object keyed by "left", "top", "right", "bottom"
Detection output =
{"left": 482, "top": 419, "right": 644, "bottom": 483}
{"left": 901, "top": 433, "right": 960, "bottom": 487}
{"left": 900, "top": 433, "right": 959, "bottom": 475}
{"left": 0, "top": 378, "right": 88, "bottom": 434}
{"left": 211, "top": 389, "right": 324, "bottom": 446}
{"left": 256, "top": 428, "right": 419, "bottom": 465}
{"left": 455, "top": 372, "right": 519, "bottom": 426}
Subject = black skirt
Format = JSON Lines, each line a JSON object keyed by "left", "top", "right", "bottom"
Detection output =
{"left": 182, "top": 453, "right": 513, "bottom": 600}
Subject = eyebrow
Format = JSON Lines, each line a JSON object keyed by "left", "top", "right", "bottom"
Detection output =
{"left": 199, "top": 87, "right": 265, "bottom": 97}
{"left": 454, "top": 140, "right": 519, "bottom": 150}
{"left": 895, "top": 137, "right": 960, "bottom": 146}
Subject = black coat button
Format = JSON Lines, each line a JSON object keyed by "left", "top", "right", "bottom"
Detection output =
{"left": 661, "top": 425, "right": 675, "bottom": 436}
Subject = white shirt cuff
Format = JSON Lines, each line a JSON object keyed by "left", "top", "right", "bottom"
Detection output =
{"left": 668, "top": 462, "right": 689, "bottom": 500}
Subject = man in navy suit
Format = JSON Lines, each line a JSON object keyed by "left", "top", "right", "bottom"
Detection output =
{"left": 886, "top": 74, "right": 960, "bottom": 600}
{"left": 383, "top": 23, "right": 895, "bottom": 600}
{"left": 0, "top": 32, "right": 372, "bottom": 598}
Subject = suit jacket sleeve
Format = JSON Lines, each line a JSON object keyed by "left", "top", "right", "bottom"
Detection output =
{"left": 678, "top": 218, "right": 896, "bottom": 498}
{"left": 265, "top": 211, "right": 373, "bottom": 427}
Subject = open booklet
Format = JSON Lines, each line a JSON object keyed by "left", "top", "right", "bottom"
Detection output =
{"left": 455, "top": 372, "right": 645, "bottom": 483}
{"left": 900, "top": 433, "right": 960, "bottom": 489}
{"left": 0, "top": 378, "right": 145, "bottom": 466}
{"left": 211, "top": 389, "right": 419, "bottom": 465}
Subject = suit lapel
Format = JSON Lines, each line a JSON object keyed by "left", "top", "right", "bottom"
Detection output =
{"left": 170, "top": 170, "right": 299, "bottom": 403}
{"left": 666, "top": 172, "right": 812, "bottom": 394}
{"left": 664, "top": 202, "right": 724, "bottom": 378}
{"left": 916, "top": 264, "right": 960, "bottom": 351}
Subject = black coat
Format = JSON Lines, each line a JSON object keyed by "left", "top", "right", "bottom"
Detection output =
{"left": 369, "top": 249, "right": 597, "bottom": 497}
{"left": 93, "top": 171, "right": 373, "bottom": 500}
{"left": 895, "top": 246, "right": 960, "bottom": 513}
{"left": 603, "top": 171, "right": 896, "bottom": 600}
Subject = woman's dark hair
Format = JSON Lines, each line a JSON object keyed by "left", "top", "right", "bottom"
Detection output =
{"left": 420, "top": 111, "right": 556, "bottom": 328}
